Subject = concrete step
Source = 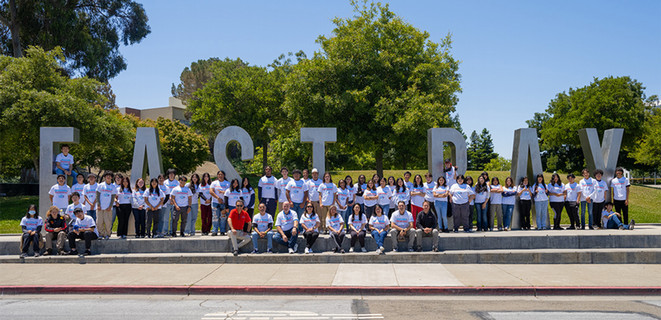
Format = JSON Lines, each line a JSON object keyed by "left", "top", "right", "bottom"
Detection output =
{"left": 2, "top": 248, "right": 660, "bottom": 264}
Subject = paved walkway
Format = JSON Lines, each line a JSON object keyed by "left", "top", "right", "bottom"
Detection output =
{"left": 2, "top": 263, "right": 660, "bottom": 288}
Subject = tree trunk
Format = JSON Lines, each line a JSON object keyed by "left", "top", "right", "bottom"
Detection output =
{"left": 9, "top": 0, "right": 21, "bottom": 57}
{"left": 262, "top": 141, "right": 268, "bottom": 172}
{"left": 375, "top": 149, "right": 384, "bottom": 179}
{"left": 32, "top": 157, "right": 39, "bottom": 182}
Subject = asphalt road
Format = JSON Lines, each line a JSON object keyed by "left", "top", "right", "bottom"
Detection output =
{"left": 1, "top": 295, "right": 661, "bottom": 319}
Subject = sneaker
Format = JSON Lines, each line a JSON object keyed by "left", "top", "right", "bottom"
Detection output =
{"left": 33, "top": 252, "right": 40, "bottom": 257}
{"left": 375, "top": 248, "right": 381, "bottom": 254}
{"left": 266, "top": 248, "right": 273, "bottom": 253}
{"left": 629, "top": 220, "right": 635, "bottom": 230}
{"left": 233, "top": 250, "right": 239, "bottom": 256}
{"left": 220, "top": 232, "right": 226, "bottom": 236}
{"left": 619, "top": 225, "right": 625, "bottom": 230}
{"left": 454, "top": 229, "right": 459, "bottom": 233}
{"left": 349, "top": 247, "right": 354, "bottom": 253}
{"left": 293, "top": 243, "right": 299, "bottom": 253}
{"left": 211, "top": 232, "right": 218, "bottom": 236}
{"left": 309, "top": 248, "right": 314, "bottom": 254}
{"left": 180, "top": 233, "right": 186, "bottom": 238}
{"left": 251, "top": 249, "right": 258, "bottom": 254}
{"left": 44, "top": 249, "right": 52, "bottom": 256}
{"left": 288, "top": 248, "right": 294, "bottom": 254}
{"left": 361, "top": 247, "right": 367, "bottom": 253}
{"left": 19, "top": 253, "right": 27, "bottom": 258}
{"left": 83, "top": 250, "right": 91, "bottom": 256}
{"left": 408, "top": 248, "right": 414, "bottom": 252}
{"left": 416, "top": 245, "right": 422, "bottom": 252}
{"left": 392, "top": 248, "right": 397, "bottom": 252}
{"left": 304, "top": 247, "right": 310, "bottom": 254}
{"left": 433, "top": 246, "right": 439, "bottom": 252}
{"left": 340, "top": 249, "right": 345, "bottom": 254}
{"left": 69, "top": 250, "right": 78, "bottom": 255}
{"left": 589, "top": 226, "right": 594, "bottom": 230}
{"left": 380, "top": 246, "right": 385, "bottom": 252}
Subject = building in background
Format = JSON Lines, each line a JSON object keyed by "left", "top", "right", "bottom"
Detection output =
{"left": 119, "top": 97, "right": 189, "bottom": 125}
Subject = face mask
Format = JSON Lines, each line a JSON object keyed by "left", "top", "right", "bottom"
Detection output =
{"left": 28, "top": 210, "right": 36, "bottom": 215}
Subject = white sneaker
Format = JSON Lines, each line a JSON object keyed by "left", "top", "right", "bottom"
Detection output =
{"left": 361, "top": 247, "right": 367, "bottom": 253}
{"left": 288, "top": 248, "right": 294, "bottom": 254}
{"left": 304, "top": 247, "right": 310, "bottom": 254}
{"left": 375, "top": 248, "right": 381, "bottom": 254}
{"left": 349, "top": 247, "right": 354, "bottom": 253}
{"left": 380, "top": 246, "right": 385, "bottom": 252}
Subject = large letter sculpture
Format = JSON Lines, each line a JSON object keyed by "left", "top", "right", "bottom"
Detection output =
{"left": 510, "top": 128, "right": 544, "bottom": 230}
{"left": 300, "top": 128, "right": 337, "bottom": 176}
{"left": 39, "top": 127, "right": 80, "bottom": 216}
{"left": 578, "top": 128, "right": 623, "bottom": 201}
{"left": 214, "top": 126, "right": 254, "bottom": 181}
{"left": 130, "top": 127, "right": 164, "bottom": 185}
{"left": 427, "top": 128, "right": 467, "bottom": 180}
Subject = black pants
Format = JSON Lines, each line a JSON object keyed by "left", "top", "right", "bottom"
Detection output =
{"left": 350, "top": 229, "right": 366, "bottom": 248}
{"left": 593, "top": 202, "right": 605, "bottom": 228}
{"left": 117, "top": 204, "right": 132, "bottom": 237}
{"left": 330, "top": 231, "right": 345, "bottom": 249}
{"left": 247, "top": 208, "right": 254, "bottom": 219}
{"left": 365, "top": 205, "right": 375, "bottom": 220}
{"left": 303, "top": 230, "right": 319, "bottom": 248}
{"left": 565, "top": 201, "right": 579, "bottom": 228}
{"left": 550, "top": 202, "right": 564, "bottom": 229}
{"left": 147, "top": 208, "right": 160, "bottom": 237}
{"left": 133, "top": 208, "right": 146, "bottom": 237}
{"left": 614, "top": 200, "right": 628, "bottom": 224}
{"left": 21, "top": 232, "right": 39, "bottom": 253}
{"left": 519, "top": 200, "right": 531, "bottom": 229}
{"left": 260, "top": 198, "right": 277, "bottom": 217}
{"left": 388, "top": 208, "right": 396, "bottom": 219}
{"left": 68, "top": 231, "right": 98, "bottom": 250}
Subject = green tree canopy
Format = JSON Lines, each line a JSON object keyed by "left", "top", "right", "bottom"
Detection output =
{"left": 283, "top": 1, "right": 461, "bottom": 177}
{"left": 142, "top": 117, "right": 209, "bottom": 175}
{"left": 528, "top": 76, "right": 650, "bottom": 172}
{"left": 632, "top": 98, "right": 661, "bottom": 171}
{"left": 467, "top": 128, "right": 497, "bottom": 170}
{"left": 0, "top": 0, "right": 150, "bottom": 81}
{"left": 484, "top": 156, "right": 511, "bottom": 172}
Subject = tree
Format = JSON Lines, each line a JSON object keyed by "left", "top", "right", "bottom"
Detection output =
{"left": 632, "top": 97, "right": 661, "bottom": 170}
{"left": 467, "top": 128, "right": 497, "bottom": 170}
{"left": 529, "top": 76, "right": 651, "bottom": 172}
{"left": 171, "top": 58, "right": 221, "bottom": 107}
{"left": 283, "top": 1, "right": 461, "bottom": 177}
{"left": 143, "top": 118, "right": 209, "bottom": 175}
{"left": 0, "top": 0, "right": 150, "bottom": 81}
{"left": 484, "top": 156, "right": 512, "bottom": 171}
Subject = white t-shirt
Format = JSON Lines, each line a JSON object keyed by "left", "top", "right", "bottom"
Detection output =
{"left": 242, "top": 187, "right": 255, "bottom": 209}
{"left": 276, "top": 177, "right": 292, "bottom": 203}
{"left": 591, "top": 180, "right": 608, "bottom": 203}
{"left": 405, "top": 181, "right": 414, "bottom": 191}
{"left": 363, "top": 188, "right": 378, "bottom": 207}
{"left": 432, "top": 185, "right": 448, "bottom": 202}
{"left": 65, "top": 203, "right": 83, "bottom": 220}
{"left": 252, "top": 212, "right": 273, "bottom": 232}
{"left": 489, "top": 185, "right": 503, "bottom": 205}
{"left": 501, "top": 186, "right": 517, "bottom": 205}
{"left": 336, "top": 187, "right": 350, "bottom": 210}
{"left": 547, "top": 183, "right": 565, "bottom": 203}
{"left": 611, "top": 177, "right": 630, "bottom": 201}
{"left": 444, "top": 167, "right": 457, "bottom": 187}
{"left": 517, "top": 185, "right": 532, "bottom": 200}
{"left": 186, "top": 183, "right": 200, "bottom": 204}
{"left": 300, "top": 213, "right": 320, "bottom": 232}
{"left": 116, "top": 186, "right": 133, "bottom": 205}
{"left": 210, "top": 180, "right": 230, "bottom": 204}
{"left": 73, "top": 215, "right": 99, "bottom": 236}
{"left": 350, "top": 213, "right": 367, "bottom": 231}
{"left": 346, "top": 184, "right": 355, "bottom": 204}
{"left": 307, "top": 178, "right": 323, "bottom": 202}
{"left": 369, "top": 215, "right": 389, "bottom": 230}
{"left": 474, "top": 186, "right": 489, "bottom": 204}
{"left": 390, "top": 210, "right": 414, "bottom": 229}
{"left": 423, "top": 181, "right": 436, "bottom": 202}
{"left": 164, "top": 178, "right": 179, "bottom": 195}
{"left": 96, "top": 182, "right": 117, "bottom": 209}
{"left": 533, "top": 183, "right": 549, "bottom": 201}
{"left": 601, "top": 210, "right": 614, "bottom": 228}
{"left": 144, "top": 188, "right": 165, "bottom": 209}
{"left": 286, "top": 179, "right": 309, "bottom": 203}
{"left": 55, "top": 153, "right": 74, "bottom": 170}
{"left": 71, "top": 183, "right": 85, "bottom": 199}
{"left": 224, "top": 188, "right": 243, "bottom": 207}
{"left": 325, "top": 214, "right": 344, "bottom": 231}
{"left": 258, "top": 176, "right": 277, "bottom": 199}
{"left": 354, "top": 183, "right": 367, "bottom": 204}
{"left": 409, "top": 185, "right": 425, "bottom": 207}
{"left": 449, "top": 184, "right": 474, "bottom": 204}
{"left": 20, "top": 216, "right": 43, "bottom": 231}
{"left": 49, "top": 184, "right": 71, "bottom": 209}
{"left": 376, "top": 186, "right": 392, "bottom": 206}
{"left": 565, "top": 182, "right": 580, "bottom": 202}
{"left": 82, "top": 183, "right": 98, "bottom": 211}
{"left": 275, "top": 209, "right": 298, "bottom": 231}
{"left": 393, "top": 187, "right": 410, "bottom": 205}
{"left": 198, "top": 184, "right": 212, "bottom": 206}
{"left": 132, "top": 189, "right": 146, "bottom": 208}
{"left": 171, "top": 185, "right": 193, "bottom": 207}
{"left": 318, "top": 183, "right": 338, "bottom": 206}
{"left": 579, "top": 177, "right": 595, "bottom": 201}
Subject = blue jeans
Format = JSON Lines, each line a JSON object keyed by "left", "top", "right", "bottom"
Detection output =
{"left": 370, "top": 230, "right": 387, "bottom": 248}
{"left": 292, "top": 202, "right": 304, "bottom": 231}
{"left": 475, "top": 202, "right": 488, "bottom": 231}
{"left": 606, "top": 215, "right": 629, "bottom": 229}
{"left": 112, "top": 205, "right": 117, "bottom": 230}
{"left": 55, "top": 168, "right": 77, "bottom": 181}
{"left": 251, "top": 230, "right": 274, "bottom": 251}
{"left": 535, "top": 200, "right": 549, "bottom": 229}
{"left": 380, "top": 204, "right": 390, "bottom": 216}
{"left": 158, "top": 203, "right": 171, "bottom": 236}
{"left": 435, "top": 201, "right": 448, "bottom": 229}
{"left": 339, "top": 209, "right": 350, "bottom": 229}
{"left": 87, "top": 210, "right": 96, "bottom": 221}
{"left": 212, "top": 202, "right": 226, "bottom": 234}
{"left": 273, "top": 229, "right": 298, "bottom": 250}
{"left": 580, "top": 201, "right": 593, "bottom": 228}
{"left": 502, "top": 204, "right": 514, "bottom": 229}
{"left": 222, "top": 206, "right": 234, "bottom": 233}
{"left": 185, "top": 203, "right": 199, "bottom": 235}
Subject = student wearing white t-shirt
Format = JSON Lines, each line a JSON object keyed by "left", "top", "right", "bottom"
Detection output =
{"left": 392, "top": 178, "right": 409, "bottom": 218}
{"left": 19, "top": 205, "right": 42, "bottom": 257}
{"left": 348, "top": 204, "right": 367, "bottom": 252}
{"left": 474, "top": 176, "right": 490, "bottom": 232}
{"left": 577, "top": 168, "right": 595, "bottom": 230}
{"left": 488, "top": 177, "right": 503, "bottom": 231}
{"left": 548, "top": 173, "right": 566, "bottom": 230}
{"left": 199, "top": 173, "right": 213, "bottom": 235}
{"left": 66, "top": 208, "right": 98, "bottom": 256}
{"left": 423, "top": 173, "right": 437, "bottom": 216}
{"left": 433, "top": 176, "right": 450, "bottom": 232}
{"left": 162, "top": 169, "right": 179, "bottom": 236}
{"left": 353, "top": 174, "right": 368, "bottom": 213}
{"left": 532, "top": 174, "right": 550, "bottom": 230}
{"left": 251, "top": 203, "right": 274, "bottom": 253}
{"left": 132, "top": 178, "right": 147, "bottom": 238}
{"left": 344, "top": 175, "right": 356, "bottom": 209}
{"left": 389, "top": 201, "right": 416, "bottom": 252}
{"left": 71, "top": 174, "right": 86, "bottom": 207}
{"left": 501, "top": 177, "right": 517, "bottom": 230}
{"left": 409, "top": 175, "right": 426, "bottom": 225}
{"left": 170, "top": 176, "right": 193, "bottom": 237}
{"left": 49, "top": 174, "right": 71, "bottom": 210}
{"left": 564, "top": 173, "right": 580, "bottom": 230}
{"left": 300, "top": 203, "right": 321, "bottom": 254}
{"left": 54, "top": 144, "right": 77, "bottom": 181}
{"left": 449, "top": 175, "right": 475, "bottom": 233}
{"left": 273, "top": 202, "right": 299, "bottom": 253}
{"left": 115, "top": 177, "right": 133, "bottom": 239}
{"left": 65, "top": 192, "right": 83, "bottom": 224}
{"left": 258, "top": 166, "right": 278, "bottom": 217}
{"left": 326, "top": 206, "right": 345, "bottom": 253}
{"left": 590, "top": 169, "right": 609, "bottom": 229}
{"left": 83, "top": 174, "right": 98, "bottom": 220}
{"left": 362, "top": 179, "right": 378, "bottom": 220}
{"left": 387, "top": 176, "right": 397, "bottom": 215}
{"left": 307, "top": 168, "right": 324, "bottom": 219}
{"left": 369, "top": 204, "right": 389, "bottom": 254}
{"left": 285, "top": 169, "right": 309, "bottom": 223}
{"left": 276, "top": 167, "right": 292, "bottom": 215}
{"left": 184, "top": 173, "right": 201, "bottom": 236}
{"left": 601, "top": 202, "right": 634, "bottom": 230}
{"left": 335, "top": 179, "right": 351, "bottom": 228}
{"left": 95, "top": 172, "right": 117, "bottom": 239}
{"left": 517, "top": 176, "right": 533, "bottom": 230}
{"left": 144, "top": 178, "right": 164, "bottom": 238}
{"left": 111, "top": 173, "right": 123, "bottom": 236}
{"left": 209, "top": 170, "right": 230, "bottom": 236}
{"left": 318, "top": 172, "right": 338, "bottom": 233}
{"left": 611, "top": 167, "right": 630, "bottom": 225}
{"left": 241, "top": 177, "right": 256, "bottom": 218}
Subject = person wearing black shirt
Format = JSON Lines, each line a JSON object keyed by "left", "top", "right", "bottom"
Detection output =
{"left": 415, "top": 201, "right": 439, "bottom": 252}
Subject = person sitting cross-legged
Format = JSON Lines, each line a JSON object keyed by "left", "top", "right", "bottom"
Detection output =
{"left": 601, "top": 202, "right": 634, "bottom": 230}
{"left": 228, "top": 199, "right": 252, "bottom": 256}
{"left": 67, "top": 208, "right": 99, "bottom": 256}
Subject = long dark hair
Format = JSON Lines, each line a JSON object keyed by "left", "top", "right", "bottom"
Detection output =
{"left": 475, "top": 175, "right": 488, "bottom": 193}
{"left": 395, "top": 177, "right": 407, "bottom": 192}
{"left": 413, "top": 174, "right": 424, "bottom": 188}
{"left": 201, "top": 172, "right": 211, "bottom": 187}
{"left": 134, "top": 178, "right": 146, "bottom": 192}
{"left": 550, "top": 173, "right": 562, "bottom": 186}
{"left": 534, "top": 173, "right": 546, "bottom": 188}
{"left": 189, "top": 173, "right": 200, "bottom": 193}
{"left": 351, "top": 203, "right": 364, "bottom": 220}
{"left": 230, "top": 178, "right": 240, "bottom": 192}
{"left": 436, "top": 176, "right": 446, "bottom": 187}
{"left": 148, "top": 178, "right": 159, "bottom": 194}
{"left": 519, "top": 176, "right": 529, "bottom": 188}
{"left": 242, "top": 177, "right": 253, "bottom": 191}
{"left": 305, "top": 201, "right": 317, "bottom": 217}
{"left": 25, "top": 204, "right": 38, "bottom": 218}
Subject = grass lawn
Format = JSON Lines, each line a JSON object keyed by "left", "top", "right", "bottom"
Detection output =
{"left": 0, "top": 171, "right": 657, "bottom": 233}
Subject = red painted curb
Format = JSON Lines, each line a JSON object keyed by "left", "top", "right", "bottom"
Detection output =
{"left": 2, "top": 286, "right": 661, "bottom": 296}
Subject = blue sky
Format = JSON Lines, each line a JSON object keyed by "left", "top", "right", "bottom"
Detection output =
{"left": 108, "top": 0, "right": 661, "bottom": 159}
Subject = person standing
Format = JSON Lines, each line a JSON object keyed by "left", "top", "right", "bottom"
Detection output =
{"left": 132, "top": 178, "right": 147, "bottom": 238}
{"left": 501, "top": 177, "right": 517, "bottom": 231}
{"left": 390, "top": 201, "right": 416, "bottom": 252}
{"left": 335, "top": 179, "right": 351, "bottom": 229}
{"left": 369, "top": 204, "right": 389, "bottom": 254}
{"left": 162, "top": 169, "right": 179, "bottom": 236}
{"left": 548, "top": 173, "right": 566, "bottom": 230}
{"left": 241, "top": 177, "right": 256, "bottom": 219}
{"left": 185, "top": 173, "right": 201, "bottom": 236}
{"left": 285, "top": 169, "right": 309, "bottom": 223}
{"left": 258, "top": 166, "right": 278, "bottom": 217}
{"left": 273, "top": 202, "right": 299, "bottom": 254}
{"left": 591, "top": 169, "right": 609, "bottom": 229}
{"left": 276, "top": 167, "right": 292, "bottom": 214}
{"left": 376, "top": 178, "right": 393, "bottom": 219}
{"left": 43, "top": 206, "right": 67, "bottom": 256}
{"left": 199, "top": 173, "right": 213, "bottom": 235}
{"left": 517, "top": 177, "right": 533, "bottom": 230}
{"left": 611, "top": 167, "right": 630, "bottom": 225}
{"left": 362, "top": 179, "right": 378, "bottom": 220}
{"left": 71, "top": 174, "right": 86, "bottom": 205}
{"left": 251, "top": 203, "right": 274, "bottom": 253}
{"left": 449, "top": 175, "right": 474, "bottom": 233}
{"left": 423, "top": 173, "right": 437, "bottom": 217}
{"left": 415, "top": 201, "right": 439, "bottom": 252}
{"left": 354, "top": 174, "right": 368, "bottom": 213}
{"left": 64, "top": 192, "right": 83, "bottom": 224}
{"left": 116, "top": 177, "right": 133, "bottom": 239}
{"left": 564, "top": 174, "right": 580, "bottom": 230}
{"left": 111, "top": 173, "right": 124, "bottom": 236}
{"left": 393, "top": 178, "right": 409, "bottom": 218}
{"left": 55, "top": 144, "right": 77, "bottom": 181}
{"left": 433, "top": 176, "right": 450, "bottom": 232}
{"left": 326, "top": 206, "right": 345, "bottom": 253}
{"left": 209, "top": 170, "right": 230, "bottom": 236}
{"left": 577, "top": 168, "right": 595, "bottom": 230}
{"left": 228, "top": 199, "right": 252, "bottom": 256}
{"left": 144, "top": 178, "right": 164, "bottom": 238}
{"left": 82, "top": 173, "right": 98, "bottom": 221}
{"left": 532, "top": 174, "right": 550, "bottom": 230}
{"left": 170, "top": 177, "right": 192, "bottom": 237}
{"left": 300, "top": 202, "right": 321, "bottom": 254}
{"left": 318, "top": 172, "right": 338, "bottom": 233}
{"left": 348, "top": 203, "right": 367, "bottom": 253}
{"left": 49, "top": 174, "right": 71, "bottom": 211}
{"left": 409, "top": 174, "right": 426, "bottom": 224}
{"left": 488, "top": 177, "right": 503, "bottom": 231}
{"left": 474, "top": 175, "right": 490, "bottom": 232}
{"left": 95, "top": 172, "right": 116, "bottom": 240}
{"left": 345, "top": 175, "right": 356, "bottom": 209}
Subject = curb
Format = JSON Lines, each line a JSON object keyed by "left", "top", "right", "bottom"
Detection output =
{"left": 2, "top": 285, "right": 661, "bottom": 296}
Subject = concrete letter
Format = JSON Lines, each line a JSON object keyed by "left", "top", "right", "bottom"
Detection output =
{"left": 213, "top": 126, "right": 254, "bottom": 181}
{"left": 39, "top": 127, "right": 79, "bottom": 214}
{"left": 427, "top": 128, "right": 467, "bottom": 180}
{"left": 300, "top": 128, "right": 337, "bottom": 176}
{"left": 510, "top": 128, "right": 544, "bottom": 230}
{"left": 578, "top": 128, "right": 623, "bottom": 200}
{"left": 130, "top": 127, "right": 164, "bottom": 185}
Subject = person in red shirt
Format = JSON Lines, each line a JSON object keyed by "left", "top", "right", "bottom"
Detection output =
{"left": 228, "top": 199, "right": 252, "bottom": 256}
